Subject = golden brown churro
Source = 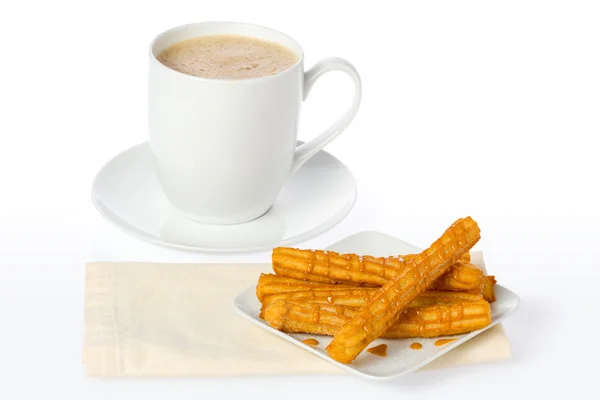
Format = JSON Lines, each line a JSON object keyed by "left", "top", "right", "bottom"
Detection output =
{"left": 272, "top": 248, "right": 403, "bottom": 286}
{"left": 259, "top": 279, "right": 485, "bottom": 316}
{"left": 272, "top": 249, "right": 483, "bottom": 290}
{"left": 429, "top": 262, "right": 484, "bottom": 291}
{"left": 256, "top": 274, "right": 358, "bottom": 302}
{"left": 263, "top": 298, "right": 491, "bottom": 339}
{"left": 385, "top": 299, "right": 491, "bottom": 338}
{"left": 325, "top": 217, "right": 481, "bottom": 363}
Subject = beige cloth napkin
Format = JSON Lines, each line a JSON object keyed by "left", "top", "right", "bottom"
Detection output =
{"left": 83, "top": 259, "right": 511, "bottom": 377}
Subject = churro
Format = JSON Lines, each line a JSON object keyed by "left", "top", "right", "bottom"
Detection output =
{"left": 256, "top": 273, "right": 358, "bottom": 302}
{"left": 260, "top": 282, "right": 485, "bottom": 316}
{"left": 325, "top": 217, "right": 481, "bottom": 363}
{"left": 429, "top": 261, "right": 483, "bottom": 291}
{"left": 272, "top": 249, "right": 482, "bottom": 290}
{"left": 263, "top": 298, "right": 491, "bottom": 339}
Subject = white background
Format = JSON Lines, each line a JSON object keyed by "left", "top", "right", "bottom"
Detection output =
{"left": 1, "top": 0, "right": 599, "bottom": 398}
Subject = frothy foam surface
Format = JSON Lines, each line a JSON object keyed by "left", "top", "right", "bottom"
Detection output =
{"left": 156, "top": 34, "right": 298, "bottom": 79}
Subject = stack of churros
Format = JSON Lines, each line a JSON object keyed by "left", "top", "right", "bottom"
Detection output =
{"left": 257, "top": 217, "right": 496, "bottom": 364}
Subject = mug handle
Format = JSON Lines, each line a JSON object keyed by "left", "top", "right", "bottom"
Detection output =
{"left": 290, "top": 57, "right": 362, "bottom": 173}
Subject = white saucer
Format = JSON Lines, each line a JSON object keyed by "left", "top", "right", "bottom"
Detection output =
{"left": 91, "top": 142, "right": 357, "bottom": 252}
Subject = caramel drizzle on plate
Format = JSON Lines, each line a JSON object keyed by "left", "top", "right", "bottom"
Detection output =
{"left": 302, "top": 338, "right": 319, "bottom": 346}
{"left": 366, "top": 344, "right": 388, "bottom": 357}
{"left": 410, "top": 342, "right": 423, "bottom": 350}
{"left": 434, "top": 338, "right": 457, "bottom": 346}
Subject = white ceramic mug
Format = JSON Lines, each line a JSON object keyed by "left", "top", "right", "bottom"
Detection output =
{"left": 149, "top": 22, "right": 361, "bottom": 224}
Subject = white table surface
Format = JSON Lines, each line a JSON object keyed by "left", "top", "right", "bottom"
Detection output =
{"left": 1, "top": 1, "right": 599, "bottom": 398}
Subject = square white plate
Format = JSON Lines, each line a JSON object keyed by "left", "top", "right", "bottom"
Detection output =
{"left": 233, "top": 231, "right": 520, "bottom": 380}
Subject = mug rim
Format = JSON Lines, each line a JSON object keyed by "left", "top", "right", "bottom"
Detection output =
{"left": 148, "top": 21, "right": 305, "bottom": 83}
